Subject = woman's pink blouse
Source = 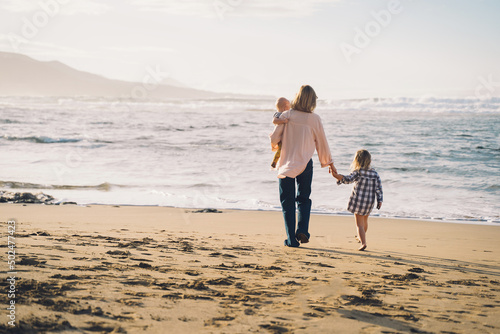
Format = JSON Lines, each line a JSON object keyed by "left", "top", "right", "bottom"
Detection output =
{"left": 270, "top": 109, "right": 333, "bottom": 179}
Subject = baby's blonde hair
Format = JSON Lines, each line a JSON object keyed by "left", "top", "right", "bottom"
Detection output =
{"left": 350, "top": 149, "right": 372, "bottom": 171}
{"left": 275, "top": 97, "right": 290, "bottom": 112}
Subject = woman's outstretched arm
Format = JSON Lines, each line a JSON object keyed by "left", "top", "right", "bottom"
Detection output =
{"left": 313, "top": 116, "right": 334, "bottom": 169}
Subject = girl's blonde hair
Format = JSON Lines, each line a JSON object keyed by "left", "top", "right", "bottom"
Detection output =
{"left": 351, "top": 149, "right": 372, "bottom": 171}
{"left": 291, "top": 85, "right": 317, "bottom": 113}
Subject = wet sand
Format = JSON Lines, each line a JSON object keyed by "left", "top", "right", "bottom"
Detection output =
{"left": 1, "top": 204, "right": 499, "bottom": 333}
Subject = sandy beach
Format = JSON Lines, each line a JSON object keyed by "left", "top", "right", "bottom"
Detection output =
{"left": 1, "top": 204, "right": 499, "bottom": 333}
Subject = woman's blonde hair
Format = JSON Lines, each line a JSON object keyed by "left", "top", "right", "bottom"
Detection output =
{"left": 351, "top": 149, "right": 372, "bottom": 171}
{"left": 291, "top": 85, "right": 317, "bottom": 113}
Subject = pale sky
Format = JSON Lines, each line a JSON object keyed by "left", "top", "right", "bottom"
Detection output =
{"left": 1, "top": 0, "right": 499, "bottom": 98}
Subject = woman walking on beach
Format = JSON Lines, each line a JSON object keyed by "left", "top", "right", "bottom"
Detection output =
{"left": 331, "top": 149, "right": 383, "bottom": 251}
{"left": 270, "top": 85, "right": 336, "bottom": 247}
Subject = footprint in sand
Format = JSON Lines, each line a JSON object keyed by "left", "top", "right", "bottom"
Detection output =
{"left": 259, "top": 322, "right": 292, "bottom": 333}
{"left": 185, "top": 270, "right": 201, "bottom": 276}
{"left": 19, "top": 257, "right": 47, "bottom": 266}
{"left": 106, "top": 250, "right": 131, "bottom": 256}
{"left": 0, "top": 315, "right": 73, "bottom": 332}
{"left": 204, "top": 315, "right": 235, "bottom": 328}
{"left": 84, "top": 321, "right": 124, "bottom": 333}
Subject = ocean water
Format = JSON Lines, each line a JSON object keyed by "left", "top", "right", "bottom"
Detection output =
{"left": 1, "top": 96, "right": 499, "bottom": 224}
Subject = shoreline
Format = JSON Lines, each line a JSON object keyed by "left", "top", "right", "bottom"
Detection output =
{"left": 2, "top": 188, "right": 498, "bottom": 226}
{"left": 1, "top": 203, "right": 499, "bottom": 333}
{"left": 0, "top": 183, "right": 500, "bottom": 226}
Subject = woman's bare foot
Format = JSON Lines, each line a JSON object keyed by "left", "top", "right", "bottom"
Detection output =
{"left": 355, "top": 236, "right": 361, "bottom": 243}
{"left": 358, "top": 244, "right": 367, "bottom": 251}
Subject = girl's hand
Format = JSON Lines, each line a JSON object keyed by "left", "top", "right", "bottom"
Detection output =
{"left": 377, "top": 202, "right": 383, "bottom": 210}
{"left": 329, "top": 167, "right": 343, "bottom": 181}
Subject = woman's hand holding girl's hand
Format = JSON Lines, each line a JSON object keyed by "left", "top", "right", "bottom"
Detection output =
{"left": 328, "top": 163, "right": 337, "bottom": 174}
{"left": 329, "top": 166, "right": 343, "bottom": 181}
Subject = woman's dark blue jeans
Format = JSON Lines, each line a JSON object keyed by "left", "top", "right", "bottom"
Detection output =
{"left": 279, "top": 159, "right": 313, "bottom": 247}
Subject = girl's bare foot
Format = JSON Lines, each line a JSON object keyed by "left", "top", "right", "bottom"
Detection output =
{"left": 358, "top": 244, "right": 367, "bottom": 251}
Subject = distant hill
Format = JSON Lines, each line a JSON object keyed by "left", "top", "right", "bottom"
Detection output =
{"left": 0, "top": 52, "right": 242, "bottom": 99}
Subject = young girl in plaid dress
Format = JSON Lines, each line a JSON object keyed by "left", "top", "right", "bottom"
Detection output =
{"left": 330, "top": 149, "right": 383, "bottom": 251}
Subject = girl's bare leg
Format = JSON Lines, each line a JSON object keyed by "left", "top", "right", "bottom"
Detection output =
{"left": 355, "top": 214, "right": 367, "bottom": 251}
{"left": 362, "top": 215, "right": 369, "bottom": 250}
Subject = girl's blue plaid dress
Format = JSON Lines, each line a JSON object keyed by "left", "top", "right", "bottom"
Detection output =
{"left": 338, "top": 168, "right": 383, "bottom": 216}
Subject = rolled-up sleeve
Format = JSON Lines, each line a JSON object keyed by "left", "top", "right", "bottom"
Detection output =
{"left": 313, "top": 117, "right": 333, "bottom": 167}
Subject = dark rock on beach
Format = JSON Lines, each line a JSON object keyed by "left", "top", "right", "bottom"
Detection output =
{"left": 189, "top": 208, "right": 222, "bottom": 213}
{"left": 0, "top": 191, "right": 55, "bottom": 204}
